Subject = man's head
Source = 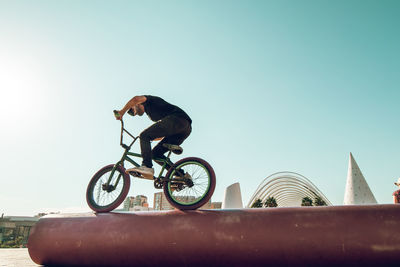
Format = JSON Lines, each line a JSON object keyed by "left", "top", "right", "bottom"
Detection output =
{"left": 133, "top": 104, "right": 145, "bottom": 116}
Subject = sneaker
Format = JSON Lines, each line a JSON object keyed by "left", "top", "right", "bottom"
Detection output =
{"left": 126, "top": 165, "right": 154, "bottom": 179}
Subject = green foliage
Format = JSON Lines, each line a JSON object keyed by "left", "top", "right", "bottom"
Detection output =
{"left": 301, "top": 196, "right": 313, "bottom": 206}
{"left": 314, "top": 196, "right": 327, "bottom": 206}
{"left": 0, "top": 236, "right": 24, "bottom": 248}
{"left": 251, "top": 199, "right": 263, "bottom": 208}
{"left": 264, "top": 197, "right": 278, "bottom": 208}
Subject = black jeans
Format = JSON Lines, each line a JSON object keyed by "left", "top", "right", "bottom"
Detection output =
{"left": 139, "top": 115, "right": 192, "bottom": 168}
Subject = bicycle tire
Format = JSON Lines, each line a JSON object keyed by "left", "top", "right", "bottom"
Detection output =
{"left": 86, "top": 164, "right": 130, "bottom": 213}
{"left": 163, "top": 157, "right": 216, "bottom": 210}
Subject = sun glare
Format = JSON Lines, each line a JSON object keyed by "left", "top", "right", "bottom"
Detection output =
{"left": 0, "top": 52, "right": 45, "bottom": 134}
{"left": 0, "top": 50, "right": 44, "bottom": 140}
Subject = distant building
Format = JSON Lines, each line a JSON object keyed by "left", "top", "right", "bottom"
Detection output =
{"left": 344, "top": 153, "right": 377, "bottom": 205}
{"left": 0, "top": 216, "right": 39, "bottom": 247}
{"left": 133, "top": 195, "right": 148, "bottom": 207}
{"left": 153, "top": 192, "right": 219, "bottom": 210}
{"left": 154, "top": 192, "right": 174, "bottom": 211}
{"left": 211, "top": 202, "right": 222, "bottom": 209}
{"left": 201, "top": 199, "right": 212, "bottom": 209}
{"left": 124, "top": 195, "right": 152, "bottom": 211}
{"left": 248, "top": 172, "right": 332, "bottom": 207}
{"left": 222, "top": 183, "right": 243, "bottom": 209}
{"left": 123, "top": 196, "right": 136, "bottom": 211}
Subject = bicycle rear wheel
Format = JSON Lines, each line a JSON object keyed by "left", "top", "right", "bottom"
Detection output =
{"left": 86, "top": 164, "right": 130, "bottom": 213}
{"left": 163, "top": 157, "right": 216, "bottom": 210}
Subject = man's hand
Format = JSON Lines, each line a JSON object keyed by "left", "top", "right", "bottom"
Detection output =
{"left": 113, "top": 110, "right": 123, "bottom": 120}
{"left": 116, "top": 95, "right": 147, "bottom": 120}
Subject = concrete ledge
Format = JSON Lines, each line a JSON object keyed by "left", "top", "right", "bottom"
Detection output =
{"left": 28, "top": 205, "right": 400, "bottom": 266}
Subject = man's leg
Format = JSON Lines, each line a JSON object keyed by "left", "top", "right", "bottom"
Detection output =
{"left": 152, "top": 120, "right": 192, "bottom": 171}
{"left": 140, "top": 115, "right": 191, "bottom": 167}
{"left": 127, "top": 121, "right": 169, "bottom": 179}
{"left": 139, "top": 122, "right": 170, "bottom": 168}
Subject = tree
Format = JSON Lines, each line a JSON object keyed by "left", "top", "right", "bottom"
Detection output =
{"left": 251, "top": 199, "right": 263, "bottom": 208}
{"left": 0, "top": 236, "right": 24, "bottom": 248}
{"left": 301, "top": 196, "right": 313, "bottom": 206}
{"left": 314, "top": 196, "right": 327, "bottom": 206}
{"left": 264, "top": 197, "right": 278, "bottom": 208}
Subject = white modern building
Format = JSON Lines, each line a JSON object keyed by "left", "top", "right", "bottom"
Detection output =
{"left": 222, "top": 183, "right": 243, "bottom": 209}
{"left": 247, "top": 172, "right": 332, "bottom": 207}
{"left": 343, "top": 153, "right": 377, "bottom": 205}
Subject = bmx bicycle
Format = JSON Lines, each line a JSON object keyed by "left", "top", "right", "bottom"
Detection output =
{"left": 86, "top": 111, "right": 216, "bottom": 212}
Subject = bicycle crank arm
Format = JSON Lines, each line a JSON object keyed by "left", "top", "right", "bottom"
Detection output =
{"left": 127, "top": 171, "right": 155, "bottom": 181}
{"left": 128, "top": 171, "right": 142, "bottom": 178}
{"left": 102, "top": 183, "right": 115, "bottom": 193}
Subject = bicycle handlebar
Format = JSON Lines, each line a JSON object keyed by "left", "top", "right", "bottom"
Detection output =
{"left": 113, "top": 110, "right": 138, "bottom": 149}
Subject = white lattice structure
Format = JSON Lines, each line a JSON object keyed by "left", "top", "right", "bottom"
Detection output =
{"left": 343, "top": 153, "right": 377, "bottom": 205}
{"left": 247, "top": 172, "right": 332, "bottom": 207}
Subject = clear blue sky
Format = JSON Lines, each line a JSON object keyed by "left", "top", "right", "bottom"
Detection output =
{"left": 1, "top": 0, "right": 399, "bottom": 216}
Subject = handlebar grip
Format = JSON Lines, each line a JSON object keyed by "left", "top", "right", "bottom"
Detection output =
{"left": 113, "top": 110, "right": 121, "bottom": 119}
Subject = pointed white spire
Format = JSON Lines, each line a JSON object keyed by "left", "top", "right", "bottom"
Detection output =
{"left": 343, "top": 153, "right": 377, "bottom": 205}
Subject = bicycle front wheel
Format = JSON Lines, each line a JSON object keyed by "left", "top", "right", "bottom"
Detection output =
{"left": 86, "top": 164, "right": 130, "bottom": 213}
{"left": 164, "top": 157, "right": 216, "bottom": 210}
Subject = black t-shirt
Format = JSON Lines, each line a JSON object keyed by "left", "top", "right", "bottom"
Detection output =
{"left": 142, "top": 95, "right": 192, "bottom": 123}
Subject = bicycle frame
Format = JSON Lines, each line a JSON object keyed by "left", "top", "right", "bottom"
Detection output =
{"left": 104, "top": 120, "right": 176, "bottom": 188}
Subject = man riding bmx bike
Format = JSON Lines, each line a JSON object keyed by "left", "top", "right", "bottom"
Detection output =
{"left": 114, "top": 95, "right": 192, "bottom": 179}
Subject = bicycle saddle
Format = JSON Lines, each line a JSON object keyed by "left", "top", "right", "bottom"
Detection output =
{"left": 163, "top": 143, "right": 183, "bottom": 155}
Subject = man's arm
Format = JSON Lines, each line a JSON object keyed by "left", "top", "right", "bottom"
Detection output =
{"left": 116, "top": 95, "right": 147, "bottom": 119}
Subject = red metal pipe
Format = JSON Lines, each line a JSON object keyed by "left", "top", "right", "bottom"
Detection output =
{"left": 28, "top": 205, "right": 400, "bottom": 266}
